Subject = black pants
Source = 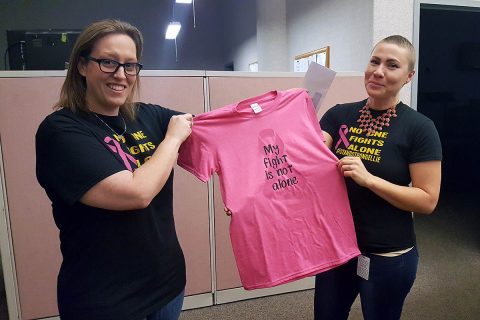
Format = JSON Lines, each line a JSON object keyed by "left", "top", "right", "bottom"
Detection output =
{"left": 314, "top": 247, "right": 418, "bottom": 320}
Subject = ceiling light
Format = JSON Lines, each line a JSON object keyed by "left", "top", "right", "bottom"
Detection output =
{"left": 165, "top": 22, "right": 181, "bottom": 39}
{"left": 176, "top": 0, "right": 192, "bottom": 3}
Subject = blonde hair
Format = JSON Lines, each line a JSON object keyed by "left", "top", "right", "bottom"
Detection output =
{"left": 54, "top": 19, "right": 143, "bottom": 119}
{"left": 376, "top": 35, "right": 416, "bottom": 72}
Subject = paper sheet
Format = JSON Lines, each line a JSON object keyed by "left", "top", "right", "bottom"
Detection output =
{"left": 302, "top": 62, "right": 336, "bottom": 112}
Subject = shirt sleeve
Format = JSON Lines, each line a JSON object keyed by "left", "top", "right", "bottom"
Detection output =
{"left": 408, "top": 119, "right": 443, "bottom": 163}
{"left": 177, "top": 118, "right": 217, "bottom": 183}
{"left": 36, "top": 115, "right": 125, "bottom": 206}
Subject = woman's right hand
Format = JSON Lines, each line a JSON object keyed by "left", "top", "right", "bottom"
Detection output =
{"left": 224, "top": 207, "right": 232, "bottom": 216}
{"left": 166, "top": 113, "right": 193, "bottom": 143}
{"left": 337, "top": 156, "right": 374, "bottom": 188}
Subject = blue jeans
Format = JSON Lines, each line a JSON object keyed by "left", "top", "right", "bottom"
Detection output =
{"left": 314, "top": 247, "right": 418, "bottom": 320}
{"left": 144, "top": 290, "right": 185, "bottom": 320}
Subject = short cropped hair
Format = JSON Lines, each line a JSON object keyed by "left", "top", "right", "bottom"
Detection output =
{"left": 376, "top": 35, "right": 416, "bottom": 72}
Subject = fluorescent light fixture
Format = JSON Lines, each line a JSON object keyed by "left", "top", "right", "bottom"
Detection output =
{"left": 165, "top": 22, "right": 181, "bottom": 39}
{"left": 176, "top": 0, "right": 192, "bottom": 3}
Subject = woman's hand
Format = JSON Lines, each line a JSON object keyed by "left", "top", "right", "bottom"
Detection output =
{"left": 81, "top": 113, "right": 194, "bottom": 211}
{"left": 166, "top": 113, "right": 193, "bottom": 144}
{"left": 224, "top": 207, "right": 232, "bottom": 216}
{"left": 337, "top": 156, "right": 374, "bottom": 188}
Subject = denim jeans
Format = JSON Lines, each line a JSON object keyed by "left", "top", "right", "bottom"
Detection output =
{"left": 314, "top": 247, "right": 419, "bottom": 320}
{"left": 144, "top": 290, "right": 185, "bottom": 320}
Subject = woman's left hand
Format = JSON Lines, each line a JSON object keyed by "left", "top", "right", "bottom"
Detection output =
{"left": 337, "top": 157, "right": 374, "bottom": 188}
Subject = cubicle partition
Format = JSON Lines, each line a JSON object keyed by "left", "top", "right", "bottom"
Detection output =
{"left": 0, "top": 71, "right": 365, "bottom": 319}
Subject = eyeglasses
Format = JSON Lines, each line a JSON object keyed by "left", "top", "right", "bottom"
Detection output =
{"left": 84, "top": 56, "right": 143, "bottom": 76}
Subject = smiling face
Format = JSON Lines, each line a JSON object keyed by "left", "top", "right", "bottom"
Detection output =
{"left": 364, "top": 42, "right": 415, "bottom": 108}
{"left": 78, "top": 33, "right": 138, "bottom": 115}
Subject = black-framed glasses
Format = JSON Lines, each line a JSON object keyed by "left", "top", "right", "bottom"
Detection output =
{"left": 84, "top": 56, "right": 143, "bottom": 76}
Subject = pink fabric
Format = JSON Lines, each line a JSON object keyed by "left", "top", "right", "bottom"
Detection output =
{"left": 178, "top": 89, "right": 360, "bottom": 290}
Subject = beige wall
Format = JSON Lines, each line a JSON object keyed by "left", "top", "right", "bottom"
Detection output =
{"left": 0, "top": 73, "right": 211, "bottom": 319}
{"left": 0, "top": 71, "right": 366, "bottom": 319}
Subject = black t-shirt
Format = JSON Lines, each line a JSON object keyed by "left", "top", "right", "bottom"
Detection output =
{"left": 36, "top": 103, "right": 186, "bottom": 320}
{"left": 320, "top": 100, "right": 442, "bottom": 253}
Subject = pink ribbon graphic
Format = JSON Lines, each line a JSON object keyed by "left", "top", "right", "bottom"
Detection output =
{"left": 334, "top": 125, "right": 350, "bottom": 149}
{"left": 104, "top": 136, "right": 138, "bottom": 172}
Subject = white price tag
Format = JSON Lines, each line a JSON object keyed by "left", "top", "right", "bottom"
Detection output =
{"left": 250, "top": 103, "right": 263, "bottom": 114}
{"left": 357, "top": 255, "right": 370, "bottom": 280}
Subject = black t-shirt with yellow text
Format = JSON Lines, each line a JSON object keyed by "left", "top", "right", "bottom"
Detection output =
{"left": 36, "top": 103, "right": 185, "bottom": 320}
{"left": 320, "top": 100, "right": 442, "bottom": 253}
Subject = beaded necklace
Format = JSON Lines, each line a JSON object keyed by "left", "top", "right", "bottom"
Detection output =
{"left": 357, "top": 99, "right": 398, "bottom": 136}
{"left": 93, "top": 112, "right": 127, "bottom": 139}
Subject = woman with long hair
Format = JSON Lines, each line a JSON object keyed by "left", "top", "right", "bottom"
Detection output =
{"left": 36, "top": 19, "right": 192, "bottom": 320}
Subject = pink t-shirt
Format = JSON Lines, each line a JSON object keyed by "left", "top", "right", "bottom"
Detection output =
{"left": 178, "top": 89, "right": 360, "bottom": 290}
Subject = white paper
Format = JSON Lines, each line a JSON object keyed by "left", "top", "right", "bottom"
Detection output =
{"left": 302, "top": 61, "right": 336, "bottom": 112}
{"left": 294, "top": 59, "right": 302, "bottom": 72}
{"left": 316, "top": 52, "right": 327, "bottom": 66}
